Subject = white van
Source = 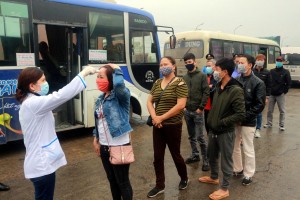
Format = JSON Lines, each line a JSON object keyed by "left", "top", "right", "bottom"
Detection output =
{"left": 281, "top": 47, "right": 300, "bottom": 82}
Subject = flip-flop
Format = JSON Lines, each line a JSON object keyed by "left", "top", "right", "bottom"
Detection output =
{"left": 198, "top": 176, "right": 220, "bottom": 185}
{"left": 209, "top": 190, "right": 229, "bottom": 200}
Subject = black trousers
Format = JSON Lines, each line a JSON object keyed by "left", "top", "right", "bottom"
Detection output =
{"left": 100, "top": 145, "right": 133, "bottom": 200}
{"left": 30, "top": 172, "right": 55, "bottom": 200}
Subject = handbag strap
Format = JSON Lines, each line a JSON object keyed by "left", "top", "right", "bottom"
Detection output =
{"left": 155, "top": 76, "right": 176, "bottom": 108}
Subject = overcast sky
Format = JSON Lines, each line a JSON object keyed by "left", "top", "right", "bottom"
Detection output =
{"left": 117, "top": 0, "right": 300, "bottom": 48}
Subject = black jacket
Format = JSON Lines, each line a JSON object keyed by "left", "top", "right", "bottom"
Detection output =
{"left": 270, "top": 67, "right": 291, "bottom": 96}
{"left": 207, "top": 78, "right": 245, "bottom": 134}
{"left": 253, "top": 67, "right": 271, "bottom": 96}
{"left": 183, "top": 68, "right": 210, "bottom": 111}
{"left": 237, "top": 73, "right": 266, "bottom": 127}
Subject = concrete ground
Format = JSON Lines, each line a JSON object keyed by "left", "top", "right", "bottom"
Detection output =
{"left": 0, "top": 89, "right": 300, "bottom": 200}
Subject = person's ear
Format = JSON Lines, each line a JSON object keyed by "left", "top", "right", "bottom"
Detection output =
{"left": 29, "top": 83, "right": 36, "bottom": 92}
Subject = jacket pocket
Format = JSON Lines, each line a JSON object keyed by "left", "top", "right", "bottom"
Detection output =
{"left": 42, "top": 137, "right": 64, "bottom": 165}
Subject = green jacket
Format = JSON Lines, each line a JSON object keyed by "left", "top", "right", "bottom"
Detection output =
{"left": 183, "top": 68, "right": 210, "bottom": 111}
{"left": 207, "top": 78, "right": 245, "bottom": 134}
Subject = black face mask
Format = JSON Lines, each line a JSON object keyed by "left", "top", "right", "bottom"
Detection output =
{"left": 185, "top": 64, "right": 195, "bottom": 71}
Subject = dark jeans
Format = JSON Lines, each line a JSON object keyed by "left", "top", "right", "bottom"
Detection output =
{"left": 204, "top": 109, "right": 210, "bottom": 134}
{"left": 184, "top": 110, "right": 208, "bottom": 159}
{"left": 208, "top": 131, "right": 235, "bottom": 189}
{"left": 100, "top": 145, "right": 133, "bottom": 200}
{"left": 256, "top": 112, "right": 262, "bottom": 130}
{"left": 153, "top": 123, "right": 187, "bottom": 189}
{"left": 30, "top": 172, "right": 56, "bottom": 200}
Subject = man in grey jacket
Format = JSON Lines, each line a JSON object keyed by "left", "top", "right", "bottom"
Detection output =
{"left": 183, "top": 53, "right": 210, "bottom": 171}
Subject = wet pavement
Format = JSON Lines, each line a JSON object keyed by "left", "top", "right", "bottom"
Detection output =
{"left": 1, "top": 89, "right": 300, "bottom": 200}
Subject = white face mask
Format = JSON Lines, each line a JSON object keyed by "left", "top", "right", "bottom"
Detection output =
{"left": 237, "top": 64, "right": 248, "bottom": 74}
{"left": 213, "top": 71, "right": 222, "bottom": 82}
{"left": 255, "top": 61, "right": 264, "bottom": 67}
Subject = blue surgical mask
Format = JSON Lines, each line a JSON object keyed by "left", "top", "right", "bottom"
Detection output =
{"left": 206, "top": 67, "right": 213, "bottom": 75}
{"left": 185, "top": 64, "right": 195, "bottom": 71}
{"left": 237, "top": 64, "right": 247, "bottom": 74}
{"left": 276, "top": 61, "right": 283, "bottom": 68}
{"left": 37, "top": 82, "right": 49, "bottom": 96}
{"left": 159, "top": 66, "right": 173, "bottom": 76}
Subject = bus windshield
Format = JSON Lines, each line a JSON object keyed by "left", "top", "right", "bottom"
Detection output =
{"left": 284, "top": 54, "right": 300, "bottom": 65}
{"left": 164, "top": 40, "right": 204, "bottom": 59}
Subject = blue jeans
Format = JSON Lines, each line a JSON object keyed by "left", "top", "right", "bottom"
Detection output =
{"left": 256, "top": 112, "right": 262, "bottom": 130}
{"left": 100, "top": 145, "right": 133, "bottom": 200}
{"left": 184, "top": 110, "right": 207, "bottom": 159}
{"left": 30, "top": 172, "right": 56, "bottom": 200}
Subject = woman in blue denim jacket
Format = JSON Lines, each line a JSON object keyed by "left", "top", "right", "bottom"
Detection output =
{"left": 92, "top": 64, "right": 133, "bottom": 200}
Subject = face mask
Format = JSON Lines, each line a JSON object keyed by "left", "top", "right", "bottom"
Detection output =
{"left": 37, "top": 82, "right": 49, "bottom": 96}
{"left": 213, "top": 71, "right": 222, "bottom": 82}
{"left": 237, "top": 64, "right": 247, "bottom": 74}
{"left": 206, "top": 67, "right": 213, "bottom": 75}
{"left": 276, "top": 61, "right": 283, "bottom": 68}
{"left": 256, "top": 61, "right": 264, "bottom": 67}
{"left": 96, "top": 78, "right": 109, "bottom": 92}
{"left": 159, "top": 66, "right": 173, "bottom": 76}
{"left": 185, "top": 64, "right": 195, "bottom": 71}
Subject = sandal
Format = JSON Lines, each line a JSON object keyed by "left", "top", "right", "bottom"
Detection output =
{"left": 209, "top": 189, "right": 229, "bottom": 200}
{"left": 198, "top": 176, "right": 220, "bottom": 185}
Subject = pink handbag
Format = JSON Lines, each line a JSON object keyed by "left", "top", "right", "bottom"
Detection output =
{"left": 109, "top": 145, "right": 135, "bottom": 165}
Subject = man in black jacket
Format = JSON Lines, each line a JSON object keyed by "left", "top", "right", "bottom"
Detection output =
{"left": 183, "top": 53, "right": 210, "bottom": 171}
{"left": 264, "top": 56, "right": 291, "bottom": 131}
{"left": 199, "top": 58, "right": 245, "bottom": 200}
{"left": 253, "top": 54, "right": 271, "bottom": 138}
{"left": 233, "top": 54, "right": 266, "bottom": 186}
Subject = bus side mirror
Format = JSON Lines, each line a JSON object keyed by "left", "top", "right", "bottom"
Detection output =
{"left": 169, "top": 35, "right": 176, "bottom": 49}
{"left": 151, "top": 43, "right": 156, "bottom": 53}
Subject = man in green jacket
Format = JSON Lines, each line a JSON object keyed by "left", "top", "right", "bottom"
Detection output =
{"left": 199, "top": 58, "right": 245, "bottom": 200}
{"left": 183, "top": 53, "right": 210, "bottom": 171}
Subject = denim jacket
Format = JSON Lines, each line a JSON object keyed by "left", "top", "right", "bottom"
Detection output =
{"left": 93, "top": 68, "right": 132, "bottom": 139}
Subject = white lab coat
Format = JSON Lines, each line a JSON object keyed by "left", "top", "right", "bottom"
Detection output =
{"left": 19, "top": 75, "right": 86, "bottom": 179}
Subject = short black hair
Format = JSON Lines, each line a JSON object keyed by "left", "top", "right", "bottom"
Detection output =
{"left": 216, "top": 58, "right": 235, "bottom": 76}
{"left": 240, "top": 54, "right": 255, "bottom": 67}
{"left": 183, "top": 53, "right": 195, "bottom": 61}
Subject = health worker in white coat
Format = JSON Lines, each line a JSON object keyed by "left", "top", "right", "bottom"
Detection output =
{"left": 16, "top": 66, "right": 96, "bottom": 200}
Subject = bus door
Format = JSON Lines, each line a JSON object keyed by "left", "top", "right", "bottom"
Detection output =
{"left": 36, "top": 24, "right": 86, "bottom": 130}
{"left": 259, "top": 46, "right": 268, "bottom": 68}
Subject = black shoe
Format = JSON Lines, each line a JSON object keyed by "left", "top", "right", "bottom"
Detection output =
{"left": 0, "top": 183, "right": 10, "bottom": 191}
{"left": 185, "top": 155, "right": 200, "bottom": 164}
{"left": 147, "top": 187, "right": 164, "bottom": 198}
{"left": 202, "top": 163, "right": 210, "bottom": 171}
{"left": 233, "top": 170, "right": 243, "bottom": 177}
{"left": 178, "top": 179, "right": 189, "bottom": 190}
{"left": 242, "top": 176, "right": 252, "bottom": 186}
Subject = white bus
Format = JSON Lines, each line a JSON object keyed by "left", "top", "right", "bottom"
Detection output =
{"left": 0, "top": 0, "right": 175, "bottom": 144}
{"left": 281, "top": 47, "right": 300, "bottom": 82}
{"left": 164, "top": 30, "right": 281, "bottom": 76}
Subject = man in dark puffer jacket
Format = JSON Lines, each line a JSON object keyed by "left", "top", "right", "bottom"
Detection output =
{"left": 233, "top": 54, "right": 266, "bottom": 186}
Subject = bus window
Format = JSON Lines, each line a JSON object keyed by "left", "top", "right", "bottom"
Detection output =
{"left": 224, "top": 41, "right": 233, "bottom": 58}
{"left": 89, "top": 11, "right": 125, "bottom": 63}
{"left": 233, "top": 42, "right": 243, "bottom": 55}
{"left": 0, "top": 1, "right": 30, "bottom": 66}
{"left": 211, "top": 40, "right": 223, "bottom": 61}
{"left": 268, "top": 46, "right": 275, "bottom": 64}
{"left": 275, "top": 46, "right": 281, "bottom": 60}
{"left": 131, "top": 31, "right": 157, "bottom": 63}
{"left": 244, "top": 43, "right": 251, "bottom": 55}
{"left": 251, "top": 44, "right": 259, "bottom": 57}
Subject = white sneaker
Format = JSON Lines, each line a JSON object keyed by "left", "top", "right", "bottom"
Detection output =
{"left": 279, "top": 126, "right": 285, "bottom": 131}
{"left": 254, "top": 130, "right": 261, "bottom": 138}
{"left": 263, "top": 124, "right": 272, "bottom": 128}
